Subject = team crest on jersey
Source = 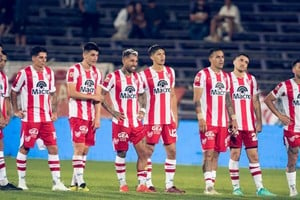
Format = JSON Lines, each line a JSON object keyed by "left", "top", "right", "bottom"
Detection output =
{"left": 118, "top": 132, "right": 129, "bottom": 141}
{"left": 32, "top": 81, "right": 49, "bottom": 95}
{"left": 153, "top": 80, "right": 170, "bottom": 94}
{"left": 29, "top": 128, "right": 39, "bottom": 138}
{"left": 120, "top": 86, "right": 136, "bottom": 99}
{"left": 80, "top": 79, "right": 95, "bottom": 93}
{"left": 292, "top": 93, "right": 300, "bottom": 106}
{"left": 210, "top": 82, "right": 226, "bottom": 96}
{"left": 232, "top": 86, "right": 251, "bottom": 99}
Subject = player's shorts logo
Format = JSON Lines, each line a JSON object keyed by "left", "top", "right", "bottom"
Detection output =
{"left": 79, "top": 125, "right": 88, "bottom": 134}
{"left": 29, "top": 128, "right": 38, "bottom": 138}
{"left": 118, "top": 132, "right": 129, "bottom": 141}
{"left": 205, "top": 131, "right": 215, "bottom": 140}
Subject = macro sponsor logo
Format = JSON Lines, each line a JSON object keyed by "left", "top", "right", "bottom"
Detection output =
{"left": 120, "top": 86, "right": 136, "bottom": 99}
{"left": 153, "top": 80, "right": 171, "bottom": 94}
{"left": 233, "top": 86, "right": 251, "bottom": 99}
{"left": 80, "top": 80, "right": 95, "bottom": 93}
{"left": 32, "top": 81, "right": 49, "bottom": 95}
{"left": 210, "top": 82, "right": 226, "bottom": 96}
{"left": 292, "top": 93, "right": 300, "bottom": 106}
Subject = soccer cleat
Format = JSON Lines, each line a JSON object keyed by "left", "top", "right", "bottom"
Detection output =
{"left": 18, "top": 182, "right": 28, "bottom": 190}
{"left": 256, "top": 188, "right": 276, "bottom": 197}
{"left": 78, "top": 183, "right": 89, "bottom": 192}
{"left": 148, "top": 186, "right": 157, "bottom": 192}
{"left": 119, "top": 185, "right": 129, "bottom": 192}
{"left": 52, "top": 181, "right": 70, "bottom": 191}
{"left": 232, "top": 188, "right": 244, "bottom": 196}
{"left": 204, "top": 186, "right": 220, "bottom": 195}
{"left": 165, "top": 186, "right": 185, "bottom": 194}
{"left": 0, "top": 183, "right": 23, "bottom": 190}
{"left": 69, "top": 184, "right": 78, "bottom": 191}
{"left": 136, "top": 184, "right": 153, "bottom": 193}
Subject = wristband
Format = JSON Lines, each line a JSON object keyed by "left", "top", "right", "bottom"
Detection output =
{"left": 140, "top": 108, "right": 146, "bottom": 113}
{"left": 197, "top": 113, "right": 204, "bottom": 120}
{"left": 231, "top": 114, "right": 237, "bottom": 120}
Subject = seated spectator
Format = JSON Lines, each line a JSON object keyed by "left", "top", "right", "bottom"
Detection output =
{"left": 129, "top": 2, "right": 148, "bottom": 39}
{"left": 205, "top": 0, "right": 243, "bottom": 42}
{"left": 112, "top": 1, "right": 135, "bottom": 40}
{"left": 189, "top": 0, "right": 210, "bottom": 40}
{"left": 0, "top": 0, "right": 14, "bottom": 37}
{"left": 144, "top": 0, "right": 166, "bottom": 39}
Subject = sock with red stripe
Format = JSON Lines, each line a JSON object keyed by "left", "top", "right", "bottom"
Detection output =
{"left": 165, "top": 158, "right": 176, "bottom": 189}
{"left": 229, "top": 159, "right": 240, "bottom": 190}
{"left": 249, "top": 162, "right": 263, "bottom": 190}
{"left": 48, "top": 154, "right": 61, "bottom": 184}
{"left": 115, "top": 156, "right": 126, "bottom": 186}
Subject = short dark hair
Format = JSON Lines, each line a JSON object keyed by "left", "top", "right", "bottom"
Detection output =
{"left": 208, "top": 48, "right": 223, "bottom": 57}
{"left": 83, "top": 42, "right": 100, "bottom": 52}
{"left": 234, "top": 53, "right": 250, "bottom": 60}
{"left": 1, "top": 50, "right": 7, "bottom": 57}
{"left": 31, "top": 46, "right": 47, "bottom": 57}
{"left": 292, "top": 59, "right": 300, "bottom": 68}
{"left": 122, "top": 48, "right": 138, "bottom": 58}
{"left": 148, "top": 44, "right": 165, "bottom": 56}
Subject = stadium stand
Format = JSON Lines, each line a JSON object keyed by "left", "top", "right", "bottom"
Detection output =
{"left": 0, "top": 0, "right": 299, "bottom": 119}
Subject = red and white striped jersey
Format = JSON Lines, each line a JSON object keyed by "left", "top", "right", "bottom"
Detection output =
{"left": 229, "top": 72, "right": 258, "bottom": 131}
{"left": 271, "top": 79, "right": 300, "bottom": 132}
{"left": 66, "top": 63, "right": 102, "bottom": 120}
{"left": 11, "top": 65, "right": 56, "bottom": 122}
{"left": 193, "top": 67, "right": 230, "bottom": 127}
{"left": 139, "top": 66, "right": 175, "bottom": 125}
{"left": 0, "top": 71, "right": 9, "bottom": 118}
{"left": 101, "top": 69, "right": 144, "bottom": 127}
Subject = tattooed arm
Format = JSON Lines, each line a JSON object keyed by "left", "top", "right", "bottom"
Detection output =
{"left": 226, "top": 91, "right": 238, "bottom": 133}
{"left": 137, "top": 92, "right": 146, "bottom": 120}
{"left": 100, "top": 89, "right": 125, "bottom": 121}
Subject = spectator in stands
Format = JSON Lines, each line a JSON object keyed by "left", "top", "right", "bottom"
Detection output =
{"left": 112, "top": 1, "right": 135, "bottom": 40}
{"left": 62, "top": 0, "right": 76, "bottom": 8}
{"left": 264, "top": 59, "right": 300, "bottom": 198}
{"left": 0, "top": 0, "right": 14, "bottom": 37}
{"left": 129, "top": 2, "right": 148, "bottom": 39}
{"left": 79, "top": 0, "right": 99, "bottom": 40}
{"left": 204, "top": 0, "right": 243, "bottom": 42}
{"left": 13, "top": 0, "right": 27, "bottom": 47}
{"left": 144, "top": 0, "right": 166, "bottom": 39}
{"left": 189, "top": 0, "right": 210, "bottom": 40}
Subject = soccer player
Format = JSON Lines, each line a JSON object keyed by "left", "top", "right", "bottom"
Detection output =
{"left": 140, "top": 44, "right": 185, "bottom": 193}
{"left": 66, "top": 42, "right": 102, "bottom": 192}
{"left": 11, "top": 46, "right": 69, "bottom": 191}
{"left": 228, "top": 53, "right": 275, "bottom": 196}
{"left": 193, "top": 48, "right": 237, "bottom": 195}
{"left": 0, "top": 51, "right": 21, "bottom": 190}
{"left": 264, "top": 59, "right": 300, "bottom": 197}
{"left": 101, "top": 48, "right": 150, "bottom": 193}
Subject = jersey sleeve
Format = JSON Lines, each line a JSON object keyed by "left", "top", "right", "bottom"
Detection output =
{"left": 66, "top": 66, "right": 79, "bottom": 84}
{"left": 50, "top": 69, "right": 56, "bottom": 93}
{"left": 96, "top": 68, "right": 102, "bottom": 86}
{"left": 271, "top": 82, "right": 285, "bottom": 98}
{"left": 137, "top": 73, "right": 145, "bottom": 94}
{"left": 193, "top": 70, "right": 205, "bottom": 88}
{"left": 11, "top": 70, "right": 25, "bottom": 92}
{"left": 170, "top": 67, "right": 175, "bottom": 88}
{"left": 252, "top": 75, "right": 259, "bottom": 95}
{"left": 101, "top": 73, "right": 114, "bottom": 92}
{"left": 4, "top": 75, "right": 9, "bottom": 97}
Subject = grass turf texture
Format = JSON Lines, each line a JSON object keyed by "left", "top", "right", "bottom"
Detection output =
{"left": 1, "top": 157, "right": 295, "bottom": 199}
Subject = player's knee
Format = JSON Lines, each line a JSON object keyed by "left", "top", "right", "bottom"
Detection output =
{"left": 117, "top": 151, "right": 126, "bottom": 158}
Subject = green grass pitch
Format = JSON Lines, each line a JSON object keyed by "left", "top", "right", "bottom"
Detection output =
{"left": 1, "top": 157, "right": 295, "bottom": 199}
